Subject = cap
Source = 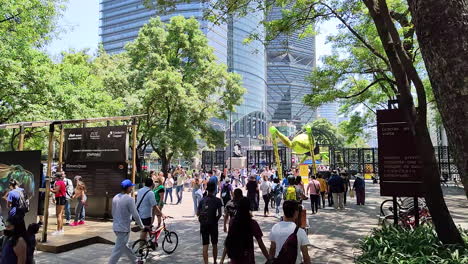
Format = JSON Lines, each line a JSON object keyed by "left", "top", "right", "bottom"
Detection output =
{"left": 121, "top": 179, "right": 135, "bottom": 189}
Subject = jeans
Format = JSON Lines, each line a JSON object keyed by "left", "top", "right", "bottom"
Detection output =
{"left": 74, "top": 199, "right": 85, "bottom": 222}
{"left": 320, "top": 192, "right": 326, "bottom": 208}
{"left": 356, "top": 188, "right": 365, "bottom": 205}
{"left": 332, "top": 192, "right": 345, "bottom": 210}
{"left": 108, "top": 232, "right": 136, "bottom": 264}
{"left": 310, "top": 195, "right": 320, "bottom": 213}
{"left": 165, "top": 187, "right": 173, "bottom": 204}
{"left": 176, "top": 185, "right": 183, "bottom": 204}
{"left": 274, "top": 196, "right": 282, "bottom": 214}
{"left": 64, "top": 199, "right": 71, "bottom": 221}
{"left": 192, "top": 191, "right": 202, "bottom": 214}
{"left": 262, "top": 194, "right": 270, "bottom": 215}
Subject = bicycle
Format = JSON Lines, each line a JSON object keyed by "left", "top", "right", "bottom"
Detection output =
{"left": 380, "top": 197, "right": 426, "bottom": 216}
{"left": 131, "top": 216, "right": 179, "bottom": 260}
{"left": 382, "top": 206, "right": 432, "bottom": 228}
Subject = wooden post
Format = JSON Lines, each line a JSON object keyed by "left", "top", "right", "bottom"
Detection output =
{"left": 18, "top": 125, "right": 25, "bottom": 151}
{"left": 58, "top": 125, "right": 64, "bottom": 172}
{"left": 41, "top": 124, "right": 55, "bottom": 242}
{"left": 131, "top": 118, "right": 137, "bottom": 196}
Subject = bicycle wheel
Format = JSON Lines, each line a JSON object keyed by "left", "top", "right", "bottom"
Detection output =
{"left": 132, "top": 239, "right": 150, "bottom": 259}
{"left": 162, "top": 231, "right": 178, "bottom": 254}
{"left": 380, "top": 199, "right": 397, "bottom": 216}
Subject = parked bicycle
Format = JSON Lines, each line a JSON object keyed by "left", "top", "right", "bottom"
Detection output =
{"left": 131, "top": 216, "right": 179, "bottom": 260}
{"left": 382, "top": 206, "right": 432, "bottom": 228}
{"left": 380, "top": 197, "right": 426, "bottom": 216}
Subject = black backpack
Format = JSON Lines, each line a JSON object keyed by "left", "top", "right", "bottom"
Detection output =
{"left": 198, "top": 197, "right": 210, "bottom": 225}
{"left": 16, "top": 189, "right": 30, "bottom": 214}
{"left": 272, "top": 226, "right": 299, "bottom": 264}
{"left": 221, "top": 184, "right": 231, "bottom": 200}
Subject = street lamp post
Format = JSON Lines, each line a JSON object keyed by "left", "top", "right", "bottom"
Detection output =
{"left": 229, "top": 111, "right": 232, "bottom": 171}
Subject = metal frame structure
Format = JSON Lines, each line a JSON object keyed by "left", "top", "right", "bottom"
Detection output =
{"left": 0, "top": 114, "right": 145, "bottom": 242}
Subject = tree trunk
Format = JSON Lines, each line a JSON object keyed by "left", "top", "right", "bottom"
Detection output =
{"left": 161, "top": 155, "right": 170, "bottom": 178}
{"left": 407, "top": 0, "right": 468, "bottom": 198}
{"left": 363, "top": 0, "right": 464, "bottom": 245}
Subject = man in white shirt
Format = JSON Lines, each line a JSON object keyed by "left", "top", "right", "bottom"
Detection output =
{"left": 269, "top": 200, "right": 311, "bottom": 264}
{"left": 109, "top": 180, "right": 145, "bottom": 264}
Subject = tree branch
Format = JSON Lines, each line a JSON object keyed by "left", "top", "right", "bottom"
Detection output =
{"left": 338, "top": 78, "right": 385, "bottom": 99}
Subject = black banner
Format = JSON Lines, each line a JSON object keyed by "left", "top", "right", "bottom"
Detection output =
{"left": 0, "top": 151, "right": 41, "bottom": 225}
{"left": 377, "top": 109, "right": 424, "bottom": 197}
{"left": 64, "top": 126, "right": 128, "bottom": 163}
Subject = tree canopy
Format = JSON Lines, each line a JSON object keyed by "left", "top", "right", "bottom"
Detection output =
{"left": 120, "top": 16, "right": 245, "bottom": 173}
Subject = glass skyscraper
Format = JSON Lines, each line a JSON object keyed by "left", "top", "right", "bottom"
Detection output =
{"left": 100, "top": 0, "right": 266, "bottom": 147}
{"left": 266, "top": 6, "right": 317, "bottom": 129}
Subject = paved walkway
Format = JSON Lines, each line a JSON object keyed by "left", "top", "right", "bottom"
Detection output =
{"left": 35, "top": 182, "right": 467, "bottom": 264}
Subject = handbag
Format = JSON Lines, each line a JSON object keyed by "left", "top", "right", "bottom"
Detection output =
{"left": 350, "top": 189, "right": 355, "bottom": 198}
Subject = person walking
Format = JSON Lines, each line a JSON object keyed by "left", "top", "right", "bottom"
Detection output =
{"left": 164, "top": 174, "right": 174, "bottom": 204}
{"left": 197, "top": 182, "right": 223, "bottom": 264}
{"left": 50, "top": 172, "right": 66, "bottom": 235}
{"left": 207, "top": 171, "right": 219, "bottom": 195}
{"left": 341, "top": 173, "right": 351, "bottom": 205}
{"left": 328, "top": 171, "right": 346, "bottom": 210}
{"left": 136, "top": 178, "right": 162, "bottom": 243}
{"left": 317, "top": 174, "right": 328, "bottom": 208}
{"left": 268, "top": 201, "right": 311, "bottom": 264}
{"left": 240, "top": 167, "right": 247, "bottom": 187}
{"left": 70, "top": 176, "right": 87, "bottom": 226}
{"left": 62, "top": 172, "right": 74, "bottom": 225}
{"left": 223, "top": 197, "right": 270, "bottom": 264}
{"left": 271, "top": 178, "right": 284, "bottom": 218}
{"left": 220, "top": 188, "right": 243, "bottom": 264}
{"left": 108, "top": 179, "right": 145, "bottom": 264}
{"left": 259, "top": 175, "right": 272, "bottom": 217}
{"left": 353, "top": 175, "right": 366, "bottom": 205}
{"left": 306, "top": 176, "right": 321, "bottom": 214}
{"left": 175, "top": 170, "right": 186, "bottom": 205}
{"left": 5, "top": 180, "right": 27, "bottom": 221}
{"left": 153, "top": 177, "right": 165, "bottom": 228}
{"left": 246, "top": 176, "right": 259, "bottom": 211}
{"left": 1, "top": 215, "right": 28, "bottom": 264}
{"left": 220, "top": 178, "right": 233, "bottom": 207}
{"left": 191, "top": 176, "right": 203, "bottom": 217}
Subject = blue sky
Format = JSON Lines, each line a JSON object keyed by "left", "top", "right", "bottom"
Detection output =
{"left": 46, "top": 1, "right": 339, "bottom": 63}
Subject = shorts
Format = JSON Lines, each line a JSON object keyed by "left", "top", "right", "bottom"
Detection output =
{"left": 55, "top": 197, "right": 66, "bottom": 206}
{"left": 156, "top": 205, "right": 164, "bottom": 216}
{"left": 142, "top": 217, "right": 152, "bottom": 226}
{"left": 200, "top": 224, "right": 218, "bottom": 245}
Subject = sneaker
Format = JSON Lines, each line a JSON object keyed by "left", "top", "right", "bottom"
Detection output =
{"left": 70, "top": 221, "right": 79, "bottom": 227}
{"left": 51, "top": 230, "right": 60, "bottom": 236}
{"left": 59, "top": 229, "right": 65, "bottom": 235}
{"left": 78, "top": 220, "right": 85, "bottom": 225}
{"left": 65, "top": 220, "right": 70, "bottom": 225}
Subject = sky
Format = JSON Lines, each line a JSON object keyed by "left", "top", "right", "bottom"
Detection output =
{"left": 46, "top": 1, "right": 340, "bottom": 63}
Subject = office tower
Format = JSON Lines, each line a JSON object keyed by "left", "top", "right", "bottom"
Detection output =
{"left": 100, "top": 1, "right": 266, "bottom": 148}
{"left": 266, "top": 5, "right": 317, "bottom": 129}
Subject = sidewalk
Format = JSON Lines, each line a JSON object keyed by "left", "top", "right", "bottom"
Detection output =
{"left": 35, "top": 182, "right": 467, "bottom": 263}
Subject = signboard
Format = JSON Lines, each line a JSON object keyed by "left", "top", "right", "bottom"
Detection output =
{"left": 377, "top": 109, "right": 424, "bottom": 197}
{"left": 64, "top": 126, "right": 128, "bottom": 163}
{"left": 0, "top": 151, "right": 41, "bottom": 225}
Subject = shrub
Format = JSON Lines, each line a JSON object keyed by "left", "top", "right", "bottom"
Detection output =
{"left": 356, "top": 225, "right": 468, "bottom": 264}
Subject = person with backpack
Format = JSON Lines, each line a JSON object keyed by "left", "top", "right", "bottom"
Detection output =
{"left": 268, "top": 200, "right": 311, "bottom": 264}
{"left": 62, "top": 172, "right": 74, "bottom": 225}
{"left": 283, "top": 176, "right": 297, "bottom": 202}
{"left": 328, "top": 171, "right": 346, "bottom": 210}
{"left": 223, "top": 197, "right": 270, "bottom": 264}
{"left": 197, "top": 181, "right": 223, "bottom": 264}
{"left": 259, "top": 175, "right": 272, "bottom": 217}
{"left": 246, "top": 176, "right": 259, "bottom": 211}
{"left": 6, "top": 180, "right": 28, "bottom": 220}
{"left": 25, "top": 222, "right": 40, "bottom": 264}
{"left": 219, "top": 188, "right": 244, "bottom": 264}
{"left": 271, "top": 178, "right": 284, "bottom": 218}
{"left": 50, "top": 172, "right": 67, "bottom": 235}
{"left": 306, "top": 176, "right": 321, "bottom": 214}
{"left": 220, "top": 178, "right": 233, "bottom": 206}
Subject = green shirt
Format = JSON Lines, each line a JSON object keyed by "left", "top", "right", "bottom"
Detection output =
{"left": 153, "top": 185, "right": 165, "bottom": 206}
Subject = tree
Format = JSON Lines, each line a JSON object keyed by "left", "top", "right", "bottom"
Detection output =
{"left": 407, "top": 0, "right": 468, "bottom": 199}
{"left": 309, "top": 118, "right": 344, "bottom": 147}
{"left": 122, "top": 16, "right": 245, "bottom": 175}
{"left": 178, "top": 0, "right": 464, "bottom": 244}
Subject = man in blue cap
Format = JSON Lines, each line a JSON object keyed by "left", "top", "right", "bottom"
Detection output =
{"left": 109, "top": 179, "right": 145, "bottom": 264}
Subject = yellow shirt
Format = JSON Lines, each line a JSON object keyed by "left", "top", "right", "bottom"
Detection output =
{"left": 317, "top": 178, "right": 328, "bottom": 192}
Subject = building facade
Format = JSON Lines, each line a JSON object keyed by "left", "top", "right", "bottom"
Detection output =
{"left": 266, "top": 6, "right": 317, "bottom": 130}
{"left": 100, "top": 0, "right": 267, "bottom": 149}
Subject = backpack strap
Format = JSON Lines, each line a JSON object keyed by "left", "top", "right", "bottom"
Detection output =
{"left": 136, "top": 189, "right": 151, "bottom": 211}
